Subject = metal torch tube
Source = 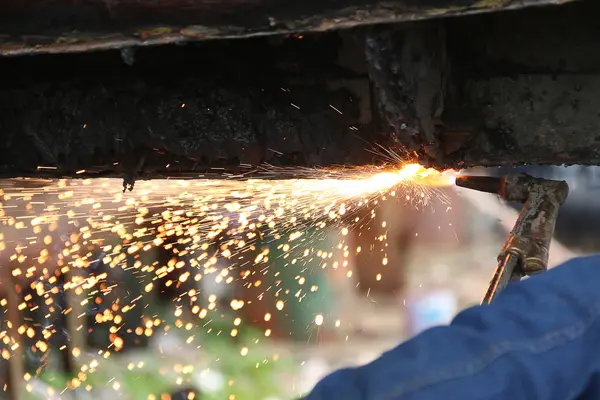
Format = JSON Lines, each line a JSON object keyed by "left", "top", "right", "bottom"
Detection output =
{"left": 481, "top": 253, "right": 522, "bottom": 305}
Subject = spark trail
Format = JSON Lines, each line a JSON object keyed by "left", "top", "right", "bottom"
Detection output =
{"left": 0, "top": 163, "right": 455, "bottom": 398}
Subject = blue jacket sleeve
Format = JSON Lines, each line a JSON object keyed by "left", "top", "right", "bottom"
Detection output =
{"left": 303, "top": 254, "right": 600, "bottom": 400}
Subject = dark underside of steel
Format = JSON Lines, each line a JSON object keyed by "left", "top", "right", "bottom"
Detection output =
{"left": 0, "top": 35, "right": 386, "bottom": 179}
{"left": 4, "top": 0, "right": 600, "bottom": 179}
{"left": 370, "top": 0, "right": 600, "bottom": 169}
{"left": 0, "top": 0, "right": 574, "bottom": 57}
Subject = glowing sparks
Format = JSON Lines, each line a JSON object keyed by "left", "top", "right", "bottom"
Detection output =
{"left": 0, "top": 161, "right": 455, "bottom": 398}
{"left": 314, "top": 314, "right": 324, "bottom": 326}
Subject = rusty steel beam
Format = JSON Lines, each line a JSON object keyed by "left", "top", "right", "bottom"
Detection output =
{"left": 438, "top": 0, "right": 600, "bottom": 168}
{"left": 0, "top": 0, "right": 576, "bottom": 57}
{"left": 368, "top": 0, "right": 600, "bottom": 169}
{"left": 0, "top": 35, "right": 388, "bottom": 180}
{"left": 2, "top": 0, "right": 600, "bottom": 180}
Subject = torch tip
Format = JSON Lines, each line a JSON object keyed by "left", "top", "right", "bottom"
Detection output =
{"left": 455, "top": 175, "right": 503, "bottom": 195}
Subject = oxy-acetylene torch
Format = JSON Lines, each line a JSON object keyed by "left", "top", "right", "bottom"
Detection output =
{"left": 455, "top": 174, "right": 569, "bottom": 304}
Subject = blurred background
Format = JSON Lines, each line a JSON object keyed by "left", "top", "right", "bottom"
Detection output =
{"left": 0, "top": 165, "right": 596, "bottom": 400}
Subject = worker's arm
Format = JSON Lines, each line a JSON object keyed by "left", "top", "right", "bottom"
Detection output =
{"left": 303, "top": 254, "right": 600, "bottom": 400}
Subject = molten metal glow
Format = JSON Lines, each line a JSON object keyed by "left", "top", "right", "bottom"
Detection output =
{"left": 0, "top": 162, "right": 455, "bottom": 398}
{"left": 264, "top": 163, "right": 455, "bottom": 197}
{"left": 403, "top": 163, "right": 457, "bottom": 187}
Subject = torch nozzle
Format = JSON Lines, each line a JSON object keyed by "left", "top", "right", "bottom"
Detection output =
{"left": 455, "top": 175, "right": 503, "bottom": 195}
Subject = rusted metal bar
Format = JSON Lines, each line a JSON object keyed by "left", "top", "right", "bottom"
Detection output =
{"left": 368, "top": 0, "right": 600, "bottom": 169}
{"left": 3, "top": 1, "right": 600, "bottom": 178}
{"left": 0, "top": 35, "right": 386, "bottom": 180}
{"left": 434, "top": 1, "right": 600, "bottom": 168}
{"left": 0, "top": 0, "right": 575, "bottom": 57}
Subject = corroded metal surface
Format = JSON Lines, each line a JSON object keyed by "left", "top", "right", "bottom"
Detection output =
{"left": 1, "top": 1, "right": 599, "bottom": 178}
{"left": 369, "top": 0, "right": 600, "bottom": 169}
{"left": 0, "top": 0, "right": 576, "bottom": 56}
{"left": 0, "top": 37, "right": 388, "bottom": 179}
{"left": 366, "top": 21, "right": 446, "bottom": 161}
{"left": 438, "top": 0, "right": 600, "bottom": 168}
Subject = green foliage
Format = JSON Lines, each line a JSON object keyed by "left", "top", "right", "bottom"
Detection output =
{"left": 35, "top": 356, "right": 173, "bottom": 399}
{"left": 32, "top": 305, "right": 294, "bottom": 400}
{"left": 164, "top": 306, "right": 294, "bottom": 400}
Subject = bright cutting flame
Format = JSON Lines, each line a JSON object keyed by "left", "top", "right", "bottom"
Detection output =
{"left": 0, "top": 162, "right": 457, "bottom": 398}
{"left": 319, "top": 163, "right": 456, "bottom": 197}
{"left": 402, "top": 163, "right": 457, "bottom": 187}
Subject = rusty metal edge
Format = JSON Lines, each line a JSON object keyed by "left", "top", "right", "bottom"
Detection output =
{"left": 0, "top": 0, "right": 578, "bottom": 57}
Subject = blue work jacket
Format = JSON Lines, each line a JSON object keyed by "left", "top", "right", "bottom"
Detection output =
{"left": 303, "top": 254, "right": 600, "bottom": 400}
